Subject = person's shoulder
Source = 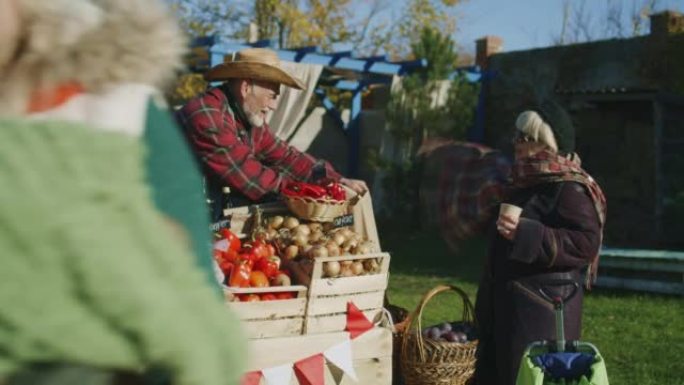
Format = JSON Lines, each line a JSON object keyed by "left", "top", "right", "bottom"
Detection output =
{"left": 180, "top": 87, "right": 227, "bottom": 113}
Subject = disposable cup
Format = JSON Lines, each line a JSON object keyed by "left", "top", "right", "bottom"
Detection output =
{"left": 499, "top": 203, "right": 522, "bottom": 222}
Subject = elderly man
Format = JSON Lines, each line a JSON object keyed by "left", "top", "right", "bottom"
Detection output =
{"left": 178, "top": 48, "right": 367, "bottom": 216}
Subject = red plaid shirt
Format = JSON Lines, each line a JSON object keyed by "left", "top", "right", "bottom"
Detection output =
{"left": 177, "top": 87, "right": 341, "bottom": 200}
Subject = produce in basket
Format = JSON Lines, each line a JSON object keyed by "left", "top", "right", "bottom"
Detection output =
{"left": 421, "top": 322, "right": 477, "bottom": 343}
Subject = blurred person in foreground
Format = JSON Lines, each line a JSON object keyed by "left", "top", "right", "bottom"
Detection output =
{"left": 473, "top": 100, "right": 606, "bottom": 385}
{"left": 0, "top": 0, "right": 244, "bottom": 384}
{"left": 176, "top": 48, "right": 368, "bottom": 219}
{"left": 0, "top": 0, "right": 221, "bottom": 285}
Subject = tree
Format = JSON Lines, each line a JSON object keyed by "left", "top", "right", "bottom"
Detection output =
{"left": 168, "top": 0, "right": 245, "bottom": 39}
{"left": 554, "top": 0, "right": 664, "bottom": 45}
{"left": 380, "top": 27, "right": 479, "bottom": 218}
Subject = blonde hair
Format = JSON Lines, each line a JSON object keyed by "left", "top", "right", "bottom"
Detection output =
{"left": 515, "top": 110, "right": 558, "bottom": 152}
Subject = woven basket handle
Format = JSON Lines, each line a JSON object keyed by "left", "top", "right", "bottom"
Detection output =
{"left": 401, "top": 285, "right": 476, "bottom": 362}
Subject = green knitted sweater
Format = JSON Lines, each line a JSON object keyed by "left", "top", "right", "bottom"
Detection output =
{"left": 0, "top": 119, "right": 245, "bottom": 385}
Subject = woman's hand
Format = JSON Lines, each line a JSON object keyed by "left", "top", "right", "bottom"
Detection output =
{"left": 339, "top": 177, "right": 368, "bottom": 195}
{"left": 497, "top": 214, "right": 519, "bottom": 241}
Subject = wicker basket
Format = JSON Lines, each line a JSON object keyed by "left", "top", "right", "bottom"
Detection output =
{"left": 400, "top": 285, "right": 478, "bottom": 385}
{"left": 283, "top": 190, "right": 362, "bottom": 222}
{"left": 283, "top": 196, "right": 348, "bottom": 222}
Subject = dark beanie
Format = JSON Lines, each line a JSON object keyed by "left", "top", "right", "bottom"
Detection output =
{"left": 536, "top": 100, "right": 575, "bottom": 154}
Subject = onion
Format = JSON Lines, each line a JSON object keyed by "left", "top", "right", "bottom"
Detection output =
{"left": 268, "top": 215, "right": 284, "bottom": 229}
{"left": 323, "top": 261, "right": 341, "bottom": 277}
{"left": 292, "top": 234, "right": 308, "bottom": 247}
{"left": 301, "top": 244, "right": 313, "bottom": 258}
{"left": 340, "top": 265, "right": 354, "bottom": 277}
{"left": 363, "top": 258, "right": 380, "bottom": 273}
{"left": 283, "top": 217, "right": 300, "bottom": 230}
{"left": 284, "top": 245, "right": 298, "bottom": 260}
{"left": 308, "top": 222, "right": 323, "bottom": 232}
{"left": 351, "top": 261, "right": 364, "bottom": 275}
{"left": 342, "top": 238, "right": 358, "bottom": 252}
{"left": 333, "top": 233, "right": 346, "bottom": 246}
{"left": 308, "top": 230, "right": 324, "bottom": 243}
{"left": 310, "top": 245, "right": 329, "bottom": 259}
{"left": 294, "top": 224, "right": 311, "bottom": 236}
{"left": 340, "top": 260, "right": 353, "bottom": 268}
{"left": 266, "top": 228, "right": 278, "bottom": 240}
{"left": 356, "top": 242, "right": 371, "bottom": 255}
{"left": 340, "top": 228, "right": 353, "bottom": 239}
{"left": 326, "top": 243, "right": 340, "bottom": 257}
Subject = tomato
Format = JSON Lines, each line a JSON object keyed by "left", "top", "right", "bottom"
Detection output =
{"left": 255, "top": 256, "right": 281, "bottom": 278}
{"left": 240, "top": 294, "right": 261, "bottom": 302}
{"left": 249, "top": 270, "right": 270, "bottom": 287}
{"left": 248, "top": 241, "right": 271, "bottom": 259}
{"left": 220, "top": 229, "right": 242, "bottom": 252}
{"left": 275, "top": 292, "right": 294, "bottom": 300}
{"left": 260, "top": 293, "right": 277, "bottom": 301}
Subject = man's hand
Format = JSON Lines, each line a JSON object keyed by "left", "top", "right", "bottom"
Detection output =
{"left": 339, "top": 177, "right": 368, "bottom": 195}
{"left": 496, "top": 214, "right": 519, "bottom": 241}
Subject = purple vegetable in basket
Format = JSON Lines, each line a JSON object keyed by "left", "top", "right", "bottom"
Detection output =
{"left": 455, "top": 332, "right": 467, "bottom": 343}
{"left": 443, "top": 331, "right": 460, "bottom": 343}
{"left": 439, "top": 322, "right": 452, "bottom": 333}
{"left": 428, "top": 327, "right": 442, "bottom": 340}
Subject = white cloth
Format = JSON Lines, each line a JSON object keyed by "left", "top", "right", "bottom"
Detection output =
{"left": 29, "top": 83, "right": 159, "bottom": 137}
{"left": 267, "top": 61, "right": 323, "bottom": 141}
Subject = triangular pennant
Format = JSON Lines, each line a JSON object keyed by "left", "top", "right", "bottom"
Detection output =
{"left": 345, "top": 302, "right": 374, "bottom": 339}
{"left": 323, "top": 339, "right": 358, "bottom": 382}
{"left": 293, "top": 353, "right": 325, "bottom": 385}
{"left": 240, "top": 371, "right": 262, "bottom": 385}
{"left": 214, "top": 239, "right": 229, "bottom": 251}
{"left": 262, "top": 363, "right": 293, "bottom": 385}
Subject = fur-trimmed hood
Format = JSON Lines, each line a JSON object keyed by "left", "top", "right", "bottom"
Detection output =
{"left": 0, "top": 0, "right": 187, "bottom": 115}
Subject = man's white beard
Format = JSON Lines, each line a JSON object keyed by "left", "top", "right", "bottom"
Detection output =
{"left": 243, "top": 103, "right": 265, "bottom": 127}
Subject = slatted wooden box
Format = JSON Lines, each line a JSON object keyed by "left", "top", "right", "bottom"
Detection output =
{"left": 224, "top": 285, "right": 308, "bottom": 339}
{"left": 303, "top": 252, "right": 391, "bottom": 334}
{"left": 246, "top": 326, "right": 393, "bottom": 385}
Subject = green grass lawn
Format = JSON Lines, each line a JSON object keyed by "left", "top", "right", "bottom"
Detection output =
{"left": 379, "top": 221, "right": 684, "bottom": 385}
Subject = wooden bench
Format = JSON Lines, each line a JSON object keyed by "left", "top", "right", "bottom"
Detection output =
{"left": 595, "top": 247, "right": 684, "bottom": 295}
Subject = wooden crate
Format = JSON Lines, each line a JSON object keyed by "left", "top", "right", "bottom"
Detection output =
{"left": 220, "top": 190, "right": 380, "bottom": 247}
{"left": 304, "top": 253, "right": 391, "bottom": 335}
{"left": 225, "top": 285, "right": 308, "bottom": 339}
{"left": 246, "top": 326, "right": 393, "bottom": 385}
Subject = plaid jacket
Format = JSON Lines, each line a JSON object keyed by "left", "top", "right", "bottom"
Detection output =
{"left": 177, "top": 87, "right": 341, "bottom": 201}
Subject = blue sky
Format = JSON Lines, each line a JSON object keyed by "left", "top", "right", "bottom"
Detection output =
{"left": 454, "top": 0, "right": 684, "bottom": 53}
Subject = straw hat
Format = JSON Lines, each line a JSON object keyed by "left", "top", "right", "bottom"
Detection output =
{"left": 204, "top": 48, "right": 305, "bottom": 90}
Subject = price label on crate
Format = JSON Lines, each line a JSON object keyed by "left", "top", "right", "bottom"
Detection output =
{"left": 332, "top": 214, "right": 354, "bottom": 228}
{"left": 210, "top": 218, "right": 231, "bottom": 232}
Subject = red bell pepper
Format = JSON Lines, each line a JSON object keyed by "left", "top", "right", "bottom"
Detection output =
{"left": 220, "top": 229, "right": 242, "bottom": 252}
{"left": 228, "top": 259, "right": 251, "bottom": 288}
{"left": 326, "top": 182, "right": 346, "bottom": 201}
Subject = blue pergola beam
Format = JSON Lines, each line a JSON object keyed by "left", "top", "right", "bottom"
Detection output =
{"left": 395, "top": 58, "right": 428, "bottom": 75}
{"left": 210, "top": 43, "right": 405, "bottom": 75}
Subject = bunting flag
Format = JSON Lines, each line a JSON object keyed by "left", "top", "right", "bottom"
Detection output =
{"left": 323, "top": 339, "right": 358, "bottom": 382}
{"left": 345, "top": 302, "right": 374, "bottom": 339}
{"left": 293, "top": 353, "right": 325, "bottom": 385}
{"left": 240, "top": 371, "right": 263, "bottom": 385}
{"left": 262, "top": 363, "right": 293, "bottom": 385}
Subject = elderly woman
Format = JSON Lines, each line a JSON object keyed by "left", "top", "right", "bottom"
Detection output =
{"left": 473, "top": 100, "right": 606, "bottom": 385}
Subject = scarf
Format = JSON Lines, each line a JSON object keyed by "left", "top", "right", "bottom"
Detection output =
{"left": 512, "top": 149, "right": 607, "bottom": 288}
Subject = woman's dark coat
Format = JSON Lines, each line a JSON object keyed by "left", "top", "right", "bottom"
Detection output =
{"left": 474, "top": 181, "right": 602, "bottom": 385}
